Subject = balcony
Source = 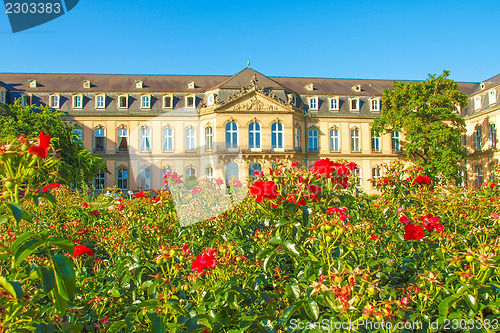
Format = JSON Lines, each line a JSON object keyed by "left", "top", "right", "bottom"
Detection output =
{"left": 210, "top": 143, "right": 303, "bottom": 154}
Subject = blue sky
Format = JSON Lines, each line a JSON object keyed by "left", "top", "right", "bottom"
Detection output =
{"left": 0, "top": 0, "right": 498, "bottom": 82}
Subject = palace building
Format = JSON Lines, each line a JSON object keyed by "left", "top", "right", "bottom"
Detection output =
{"left": 0, "top": 68, "right": 498, "bottom": 193}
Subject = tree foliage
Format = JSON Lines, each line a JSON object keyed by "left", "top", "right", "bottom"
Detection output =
{"left": 372, "top": 70, "right": 468, "bottom": 181}
{"left": 0, "top": 101, "right": 107, "bottom": 187}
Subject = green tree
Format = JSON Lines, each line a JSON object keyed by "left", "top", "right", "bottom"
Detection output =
{"left": 0, "top": 100, "right": 107, "bottom": 187}
{"left": 372, "top": 70, "right": 468, "bottom": 181}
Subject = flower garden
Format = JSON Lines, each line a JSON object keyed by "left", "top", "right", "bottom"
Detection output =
{"left": 0, "top": 133, "right": 499, "bottom": 333}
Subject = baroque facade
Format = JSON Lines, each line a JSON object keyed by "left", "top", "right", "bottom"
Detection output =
{"left": 0, "top": 68, "right": 498, "bottom": 193}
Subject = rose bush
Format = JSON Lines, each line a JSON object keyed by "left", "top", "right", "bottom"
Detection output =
{"left": 0, "top": 150, "right": 499, "bottom": 332}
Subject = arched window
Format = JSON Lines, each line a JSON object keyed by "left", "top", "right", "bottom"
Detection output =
{"left": 117, "top": 127, "right": 128, "bottom": 152}
{"left": 205, "top": 126, "right": 213, "bottom": 151}
{"left": 330, "top": 128, "right": 339, "bottom": 152}
{"left": 94, "top": 127, "right": 105, "bottom": 153}
{"left": 205, "top": 166, "right": 214, "bottom": 178}
{"left": 308, "top": 128, "right": 318, "bottom": 152}
{"left": 163, "top": 127, "right": 174, "bottom": 152}
{"left": 185, "top": 167, "right": 196, "bottom": 178}
{"left": 225, "top": 162, "right": 239, "bottom": 183}
{"left": 248, "top": 122, "right": 261, "bottom": 151}
{"left": 117, "top": 168, "right": 128, "bottom": 190}
{"left": 271, "top": 122, "right": 284, "bottom": 151}
{"left": 140, "top": 127, "right": 151, "bottom": 152}
{"left": 350, "top": 127, "right": 360, "bottom": 152}
{"left": 249, "top": 162, "right": 261, "bottom": 179}
{"left": 392, "top": 131, "right": 401, "bottom": 153}
{"left": 225, "top": 122, "right": 238, "bottom": 150}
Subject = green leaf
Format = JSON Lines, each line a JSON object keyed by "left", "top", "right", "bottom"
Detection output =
{"left": 304, "top": 299, "right": 319, "bottom": 321}
{"left": 284, "top": 240, "right": 300, "bottom": 256}
{"left": 438, "top": 295, "right": 456, "bottom": 321}
{"left": 256, "top": 247, "right": 274, "bottom": 260}
{"left": 464, "top": 293, "right": 479, "bottom": 313}
{"left": 41, "top": 267, "right": 56, "bottom": 293}
{"left": 14, "top": 238, "right": 45, "bottom": 267}
{"left": 279, "top": 304, "right": 300, "bottom": 325}
{"left": 0, "top": 215, "right": 7, "bottom": 226}
{"left": 48, "top": 238, "right": 75, "bottom": 255}
{"left": 40, "top": 192, "right": 57, "bottom": 208}
{"left": 0, "top": 276, "right": 23, "bottom": 298}
{"left": 106, "top": 320, "right": 127, "bottom": 333}
{"left": 6, "top": 202, "right": 22, "bottom": 222}
{"left": 147, "top": 312, "right": 164, "bottom": 333}
{"left": 51, "top": 289, "right": 68, "bottom": 316}
{"left": 263, "top": 253, "right": 276, "bottom": 272}
{"left": 51, "top": 254, "right": 76, "bottom": 301}
{"left": 11, "top": 232, "right": 36, "bottom": 253}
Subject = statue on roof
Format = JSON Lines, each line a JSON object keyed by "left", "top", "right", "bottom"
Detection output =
{"left": 250, "top": 74, "right": 258, "bottom": 89}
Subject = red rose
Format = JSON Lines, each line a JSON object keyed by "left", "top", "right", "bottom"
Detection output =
{"left": 250, "top": 179, "right": 278, "bottom": 202}
{"left": 73, "top": 244, "right": 94, "bottom": 258}
{"left": 215, "top": 178, "right": 224, "bottom": 185}
{"left": 135, "top": 191, "right": 146, "bottom": 198}
{"left": 404, "top": 224, "right": 425, "bottom": 240}
{"left": 28, "top": 131, "right": 51, "bottom": 158}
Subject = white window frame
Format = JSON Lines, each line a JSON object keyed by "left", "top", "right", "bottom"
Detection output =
{"left": 329, "top": 97, "right": 339, "bottom": 111}
{"left": 73, "top": 94, "right": 83, "bottom": 109}
{"left": 489, "top": 123, "right": 496, "bottom": 149}
{"left": 96, "top": 94, "right": 106, "bottom": 109}
{"left": 372, "top": 167, "right": 381, "bottom": 188}
{"left": 205, "top": 126, "right": 213, "bottom": 151}
{"left": 308, "top": 128, "right": 319, "bottom": 152}
{"left": 392, "top": 131, "right": 401, "bottom": 153}
{"left": 118, "top": 94, "right": 128, "bottom": 109}
{"left": 117, "top": 168, "right": 128, "bottom": 190}
{"left": 370, "top": 98, "right": 380, "bottom": 111}
{"left": 489, "top": 90, "right": 497, "bottom": 105}
{"left": 94, "top": 128, "right": 105, "bottom": 153}
{"left": 163, "top": 127, "right": 174, "bottom": 152}
{"left": 350, "top": 127, "right": 360, "bottom": 152}
{"left": 186, "top": 167, "right": 196, "bottom": 178}
{"left": 295, "top": 127, "right": 302, "bottom": 151}
{"left": 186, "top": 95, "right": 195, "bottom": 108}
{"left": 476, "top": 166, "right": 483, "bottom": 187}
{"left": 163, "top": 95, "right": 173, "bottom": 109}
{"left": 249, "top": 122, "right": 261, "bottom": 151}
{"left": 94, "top": 169, "right": 105, "bottom": 190}
{"left": 140, "top": 127, "right": 152, "bottom": 152}
{"left": 117, "top": 127, "right": 128, "bottom": 152}
{"left": 330, "top": 128, "right": 340, "bottom": 152}
{"left": 271, "top": 122, "right": 284, "bottom": 152}
{"left": 139, "top": 167, "right": 151, "bottom": 190}
{"left": 225, "top": 122, "right": 239, "bottom": 151}
{"left": 475, "top": 127, "right": 482, "bottom": 151}
{"left": 354, "top": 168, "right": 362, "bottom": 188}
{"left": 22, "top": 94, "right": 32, "bottom": 107}
{"left": 141, "top": 94, "right": 151, "bottom": 109}
{"left": 205, "top": 166, "right": 214, "bottom": 178}
{"left": 207, "top": 94, "right": 215, "bottom": 106}
{"left": 308, "top": 97, "right": 318, "bottom": 110}
{"left": 371, "top": 131, "right": 381, "bottom": 152}
{"left": 185, "top": 128, "right": 196, "bottom": 152}
{"left": 50, "top": 94, "right": 60, "bottom": 109}
{"left": 350, "top": 98, "right": 360, "bottom": 111}
{"left": 474, "top": 96, "right": 482, "bottom": 110}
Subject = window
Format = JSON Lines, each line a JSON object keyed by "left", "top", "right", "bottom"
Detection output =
{"left": 458, "top": 169, "right": 466, "bottom": 187}
{"left": 308, "top": 129, "right": 319, "bottom": 152}
{"left": 271, "top": 122, "right": 284, "bottom": 151}
{"left": 135, "top": 80, "right": 143, "bottom": 89}
{"left": 225, "top": 122, "right": 238, "bottom": 150}
{"left": 205, "top": 166, "right": 213, "bottom": 178}
{"left": 371, "top": 131, "right": 381, "bottom": 152}
{"left": 475, "top": 127, "right": 482, "bottom": 151}
{"left": 139, "top": 168, "right": 151, "bottom": 190}
{"left": 489, "top": 124, "right": 496, "bottom": 149}
{"left": 490, "top": 165, "right": 496, "bottom": 182}
{"left": 94, "top": 128, "right": 105, "bottom": 153}
{"left": 140, "top": 127, "right": 151, "bottom": 152}
{"left": 185, "top": 128, "right": 196, "bottom": 152}
{"left": 163, "top": 127, "right": 173, "bottom": 152}
{"left": 205, "top": 126, "right": 213, "bottom": 151}
{"left": 22, "top": 94, "right": 32, "bottom": 107}
{"left": 117, "top": 168, "right": 128, "bottom": 190}
{"left": 371, "top": 167, "right": 381, "bottom": 188}
{"left": 489, "top": 90, "right": 497, "bottom": 105}
{"left": 96, "top": 94, "right": 105, "bottom": 109}
{"left": 73, "top": 94, "right": 82, "bottom": 109}
{"left": 392, "top": 131, "right": 401, "bottom": 153}
{"left": 117, "top": 128, "right": 128, "bottom": 152}
{"left": 225, "top": 162, "right": 239, "bottom": 183}
{"left": 308, "top": 97, "right": 318, "bottom": 110}
{"left": 354, "top": 168, "right": 361, "bottom": 188}
{"left": 476, "top": 166, "right": 483, "bottom": 187}
{"left": 95, "top": 169, "right": 105, "bottom": 190}
{"left": 249, "top": 162, "right": 262, "bottom": 179}
{"left": 163, "top": 95, "right": 173, "bottom": 108}
{"left": 83, "top": 80, "right": 91, "bottom": 89}
{"left": 329, "top": 97, "right": 339, "bottom": 111}
{"left": 461, "top": 134, "right": 467, "bottom": 148}
{"left": 186, "top": 95, "right": 195, "bottom": 108}
{"left": 0, "top": 89, "right": 6, "bottom": 104}
{"left": 186, "top": 167, "right": 196, "bottom": 178}
{"left": 474, "top": 96, "right": 481, "bottom": 110}
{"left": 141, "top": 95, "right": 151, "bottom": 109}
{"left": 72, "top": 128, "right": 83, "bottom": 143}
{"left": 350, "top": 127, "right": 360, "bottom": 152}
{"left": 295, "top": 127, "right": 302, "bottom": 151}
{"left": 118, "top": 95, "right": 128, "bottom": 108}
{"left": 208, "top": 94, "right": 215, "bottom": 106}
{"left": 350, "top": 98, "right": 359, "bottom": 111}
{"left": 249, "top": 122, "right": 261, "bottom": 151}
{"left": 370, "top": 99, "right": 380, "bottom": 111}
{"left": 330, "top": 128, "right": 340, "bottom": 152}
{"left": 50, "top": 94, "right": 60, "bottom": 108}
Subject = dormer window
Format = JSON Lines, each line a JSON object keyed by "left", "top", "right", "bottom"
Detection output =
{"left": 489, "top": 90, "right": 497, "bottom": 105}
{"left": 329, "top": 97, "right": 339, "bottom": 111}
{"left": 163, "top": 95, "right": 173, "bottom": 108}
{"left": 49, "top": 94, "right": 60, "bottom": 109}
{"left": 83, "top": 80, "right": 91, "bottom": 89}
{"left": 28, "top": 79, "right": 37, "bottom": 88}
{"left": 96, "top": 94, "right": 106, "bottom": 109}
{"left": 22, "top": 94, "right": 32, "bottom": 107}
{"left": 207, "top": 94, "right": 215, "bottom": 106}
{"left": 370, "top": 98, "right": 380, "bottom": 111}
{"left": 308, "top": 97, "right": 318, "bottom": 110}
{"left": 118, "top": 95, "right": 128, "bottom": 109}
{"left": 474, "top": 95, "right": 482, "bottom": 110}
{"left": 0, "top": 88, "right": 6, "bottom": 104}
{"left": 350, "top": 98, "right": 360, "bottom": 111}
{"left": 187, "top": 81, "right": 195, "bottom": 89}
{"left": 186, "top": 95, "right": 195, "bottom": 108}
{"left": 73, "top": 94, "right": 83, "bottom": 109}
{"left": 135, "top": 80, "right": 143, "bottom": 89}
{"left": 481, "top": 83, "right": 486, "bottom": 90}
{"left": 141, "top": 94, "right": 151, "bottom": 109}
{"left": 305, "top": 83, "right": 314, "bottom": 91}
{"left": 352, "top": 84, "right": 361, "bottom": 92}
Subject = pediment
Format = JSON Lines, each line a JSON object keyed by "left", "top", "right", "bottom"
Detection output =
{"left": 215, "top": 90, "right": 294, "bottom": 112}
